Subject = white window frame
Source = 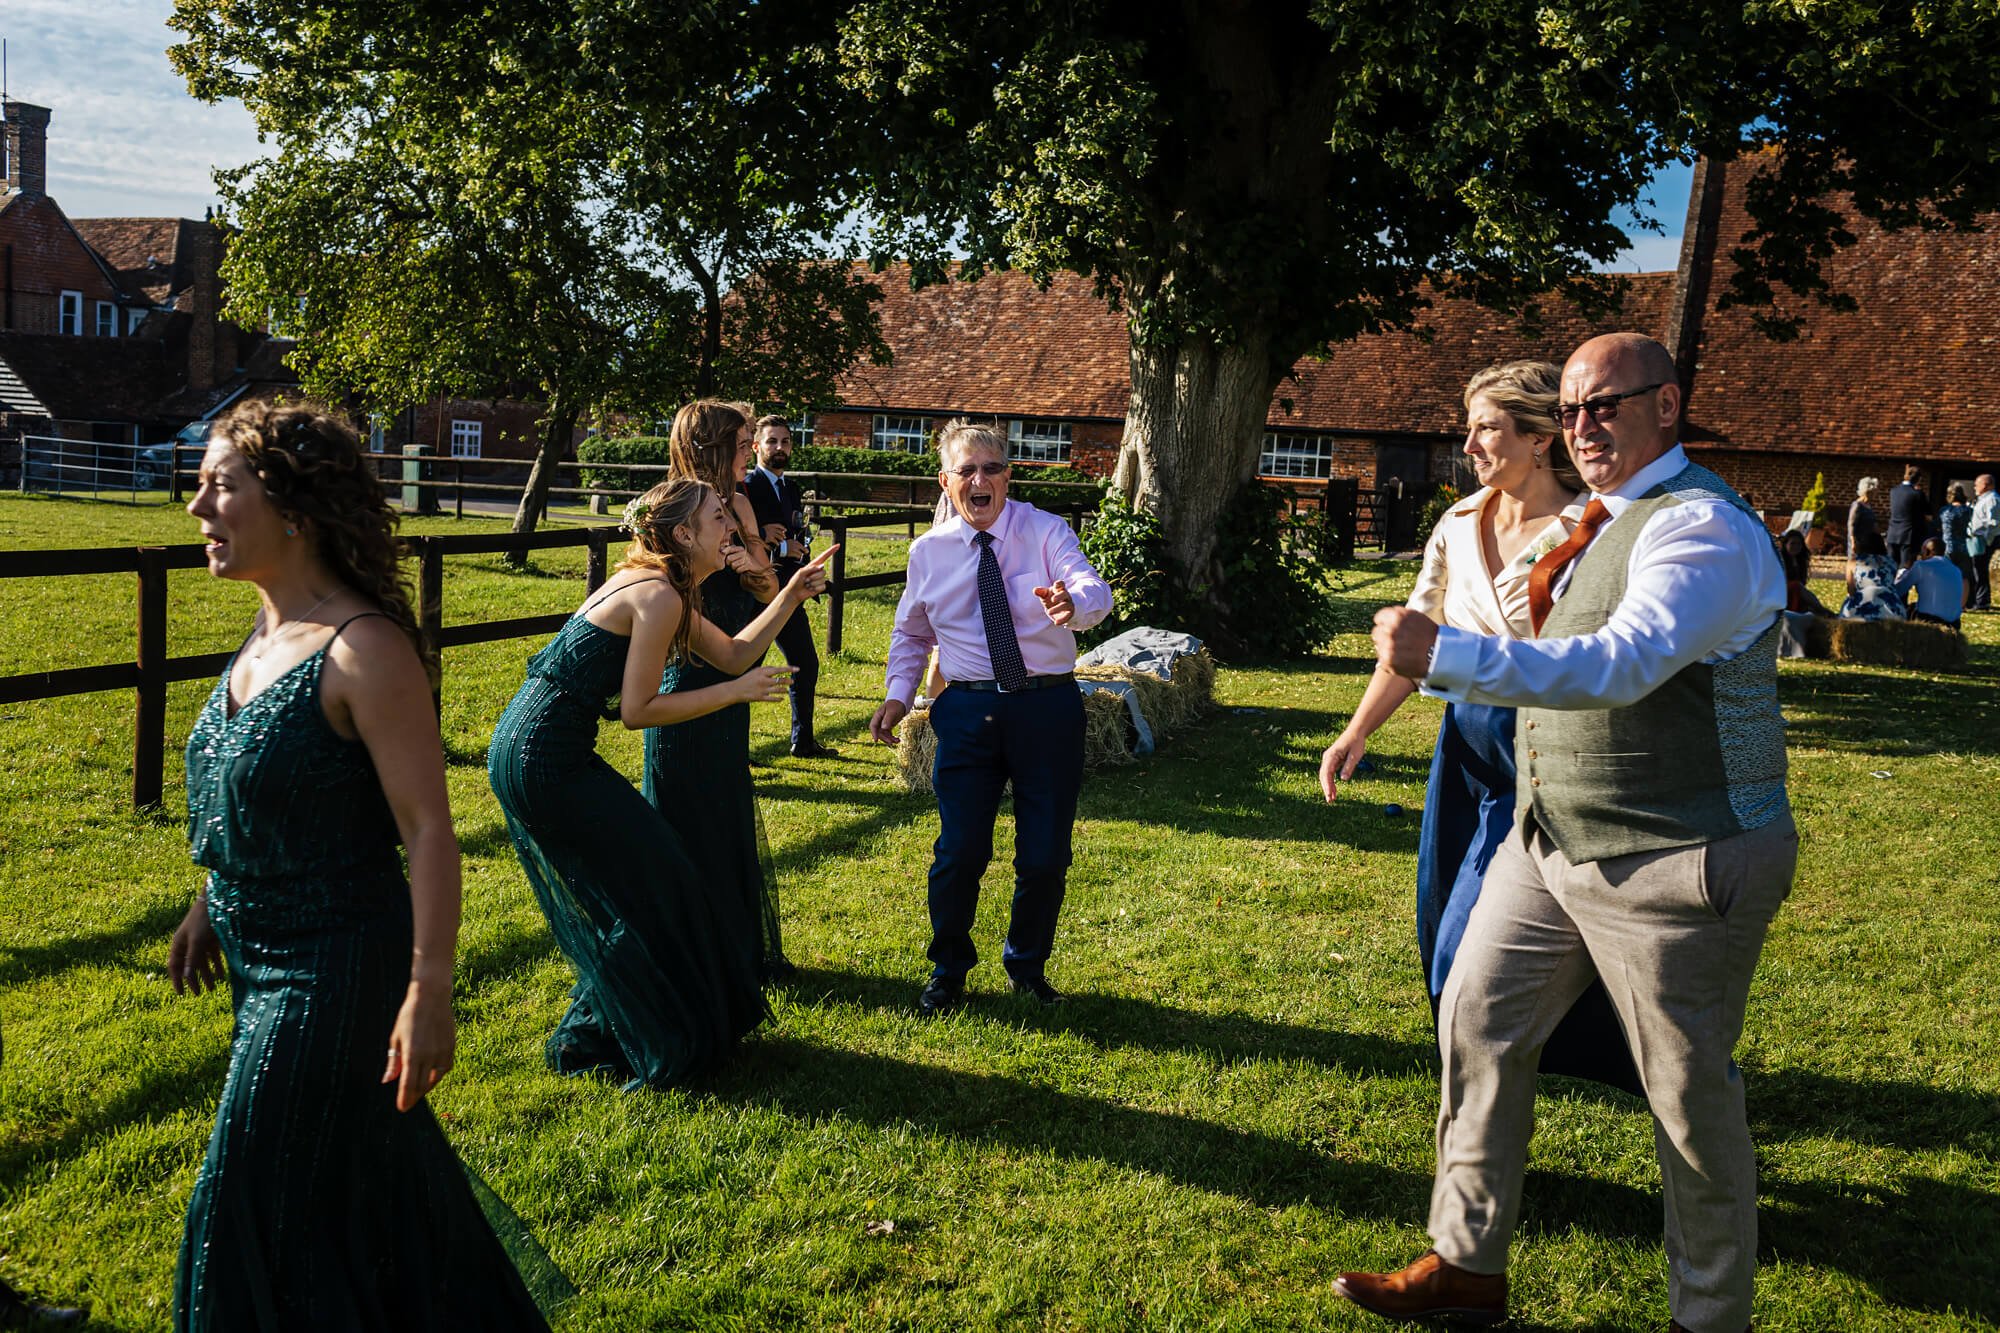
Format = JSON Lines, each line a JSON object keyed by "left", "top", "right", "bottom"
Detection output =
{"left": 871, "top": 414, "right": 930, "bottom": 454}
{"left": 95, "top": 301, "right": 118, "bottom": 337}
{"left": 787, "top": 416, "right": 815, "bottom": 450}
{"left": 126, "top": 307, "right": 148, "bottom": 334}
{"left": 1007, "top": 419, "right": 1072, "bottom": 465}
{"left": 59, "top": 290, "right": 83, "bottom": 336}
{"left": 449, "top": 419, "right": 484, "bottom": 459}
{"left": 1259, "top": 432, "right": 1337, "bottom": 479}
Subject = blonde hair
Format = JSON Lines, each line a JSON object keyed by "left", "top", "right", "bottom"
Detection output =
{"left": 615, "top": 477, "right": 712, "bottom": 665}
{"left": 668, "top": 399, "right": 749, "bottom": 498}
{"left": 1462, "top": 360, "right": 1581, "bottom": 490}
{"left": 934, "top": 418, "right": 1009, "bottom": 470}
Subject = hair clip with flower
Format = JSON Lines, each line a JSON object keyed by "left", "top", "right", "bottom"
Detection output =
{"left": 620, "top": 497, "right": 654, "bottom": 534}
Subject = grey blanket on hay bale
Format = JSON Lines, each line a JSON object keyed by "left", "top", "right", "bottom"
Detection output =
{"left": 893, "top": 628, "right": 1216, "bottom": 795}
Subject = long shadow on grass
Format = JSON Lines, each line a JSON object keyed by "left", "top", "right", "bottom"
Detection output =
{"left": 1748, "top": 1066, "right": 2000, "bottom": 1157}
{"left": 1761, "top": 1171, "right": 2000, "bottom": 1321}
{"left": 1778, "top": 663, "right": 2000, "bottom": 757}
{"left": 0, "top": 899, "right": 186, "bottom": 989}
{"left": 0, "top": 1039, "right": 229, "bottom": 1185}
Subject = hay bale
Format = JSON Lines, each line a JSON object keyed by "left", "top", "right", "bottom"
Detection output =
{"left": 1828, "top": 615, "right": 1968, "bottom": 669}
{"left": 889, "top": 648, "right": 1217, "bottom": 794}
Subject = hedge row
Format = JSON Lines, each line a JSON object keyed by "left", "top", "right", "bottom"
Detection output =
{"left": 575, "top": 436, "right": 1104, "bottom": 509}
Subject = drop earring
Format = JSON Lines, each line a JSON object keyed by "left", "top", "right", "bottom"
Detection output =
{"left": 286, "top": 525, "right": 298, "bottom": 536}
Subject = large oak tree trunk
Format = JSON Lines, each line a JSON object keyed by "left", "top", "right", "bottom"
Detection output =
{"left": 1112, "top": 331, "right": 1282, "bottom": 585}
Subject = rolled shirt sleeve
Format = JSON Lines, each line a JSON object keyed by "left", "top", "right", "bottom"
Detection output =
{"left": 884, "top": 580, "right": 937, "bottom": 709}
{"left": 1424, "top": 498, "right": 1783, "bottom": 711}
{"left": 1039, "top": 518, "right": 1113, "bottom": 632}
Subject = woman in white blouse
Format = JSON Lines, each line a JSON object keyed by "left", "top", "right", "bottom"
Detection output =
{"left": 1319, "top": 360, "right": 1638, "bottom": 1091}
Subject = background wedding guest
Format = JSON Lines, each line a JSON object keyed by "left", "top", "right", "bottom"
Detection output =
{"left": 1969, "top": 473, "right": 1998, "bottom": 610}
{"left": 170, "top": 401, "right": 563, "bottom": 1330}
{"left": 1840, "top": 550, "right": 1907, "bottom": 620}
{"left": 1885, "top": 463, "right": 1933, "bottom": 569}
{"left": 1847, "top": 476, "right": 1881, "bottom": 558}
{"left": 1937, "top": 483, "right": 1975, "bottom": 610}
{"left": 746, "top": 414, "right": 835, "bottom": 758}
{"left": 1339, "top": 333, "right": 1796, "bottom": 1333}
{"left": 1896, "top": 538, "right": 1964, "bottom": 625}
{"left": 1321, "top": 359, "right": 1635, "bottom": 1092}
{"left": 869, "top": 420, "right": 1111, "bottom": 1014}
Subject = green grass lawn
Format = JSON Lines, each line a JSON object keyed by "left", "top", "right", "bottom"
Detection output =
{"left": 2, "top": 490, "right": 1997, "bottom": 1331}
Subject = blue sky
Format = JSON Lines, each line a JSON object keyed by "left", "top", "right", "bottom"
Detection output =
{"left": 5, "top": 3, "right": 1693, "bottom": 270}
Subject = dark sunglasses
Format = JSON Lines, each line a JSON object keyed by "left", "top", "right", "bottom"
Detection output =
{"left": 1557, "top": 382, "right": 1663, "bottom": 429}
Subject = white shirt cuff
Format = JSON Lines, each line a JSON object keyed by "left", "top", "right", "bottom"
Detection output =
{"left": 1420, "top": 624, "right": 1482, "bottom": 701}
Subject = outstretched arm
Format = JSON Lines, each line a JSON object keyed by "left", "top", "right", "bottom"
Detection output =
{"left": 1320, "top": 668, "right": 1420, "bottom": 801}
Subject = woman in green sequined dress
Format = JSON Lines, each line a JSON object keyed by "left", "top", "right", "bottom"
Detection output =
{"left": 166, "top": 403, "right": 566, "bottom": 1331}
{"left": 489, "top": 477, "right": 832, "bottom": 1089}
{"left": 644, "top": 401, "right": 791, "bottom": 980}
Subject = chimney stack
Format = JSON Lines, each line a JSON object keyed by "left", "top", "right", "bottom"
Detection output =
{"left": 186, "top": 219, "right": 222, "bottom": 392}
{"left": 2, "top": 101, "right": 52, "bottom": 199}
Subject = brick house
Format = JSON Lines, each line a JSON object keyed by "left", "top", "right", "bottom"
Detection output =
{"left": 818, "top": 151, "right": 1999, "bottom": 516}
{"left": 1, "top": 98, "right": 298, "bottom": 476}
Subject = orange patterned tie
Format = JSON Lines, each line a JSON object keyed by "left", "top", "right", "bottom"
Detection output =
{"left": 1527, "top": 497, "right": 1612, "bottom": 635}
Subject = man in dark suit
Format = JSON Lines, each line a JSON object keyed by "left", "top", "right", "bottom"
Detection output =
{"left": 745, "top": 416, "right": 834, "bottom": 757}
{"left": 1886, "top": 463, "right": 1933, "bottom": 569}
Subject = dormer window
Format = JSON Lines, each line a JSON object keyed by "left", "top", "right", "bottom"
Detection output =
{"left": 95, "top": 301, "right": 117, "bottom": 337}
{"left": 59, "top": 290, "right": 83, "bottom": 336}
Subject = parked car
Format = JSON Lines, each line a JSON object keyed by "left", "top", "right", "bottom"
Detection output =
{"left": 133, "top": 422, "right": 212, "bottom": 489}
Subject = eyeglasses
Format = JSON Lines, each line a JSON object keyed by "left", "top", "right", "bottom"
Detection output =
{"left": 946, "top": 461, "right": 1010, "bottom": 480}
{"left": 1557, "top": 382, "right": 1664, "bottom": 429}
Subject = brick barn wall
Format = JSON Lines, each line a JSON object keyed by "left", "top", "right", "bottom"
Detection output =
{"left": 411, "top": 398, "right": 582, "bottom": 462}
{"left": 1069, "top": 421, "right": 1120, "bottom": 477}
{"left": 0, "top": 196, "right": 123, "bottom": 334}
{"left": 812, "top": 410, "right": 874, "bottom": 450}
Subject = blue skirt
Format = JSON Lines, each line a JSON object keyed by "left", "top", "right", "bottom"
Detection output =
{"left": 1417, "top": 702, "right": 1643, "bottom": 1095}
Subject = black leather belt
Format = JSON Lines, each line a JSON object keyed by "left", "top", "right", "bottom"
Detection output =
{"left": 955, "top": 672, "right": 1075, "bottom": 693}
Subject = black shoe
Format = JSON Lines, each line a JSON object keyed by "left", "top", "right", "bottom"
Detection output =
{"left": 1009, "top": 974, "right": 1064, "bottom": 1006}
{"left": 790, "top": 739, "right": 840, "bottom": 759}
{"left": 0, "top": 1278, "right": 85, "bottom": 1327}
{"left": 917, "top": 975, "right": 965, "bottom": 1017}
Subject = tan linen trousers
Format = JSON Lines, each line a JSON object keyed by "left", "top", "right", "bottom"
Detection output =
{"left": 1428, "top": 812, "right": 1798, "bottom": 1333}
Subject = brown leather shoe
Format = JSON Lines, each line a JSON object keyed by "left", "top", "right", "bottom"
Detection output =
{"left": 1333, "top": 1249, "right": 1506, "bottom": 1324}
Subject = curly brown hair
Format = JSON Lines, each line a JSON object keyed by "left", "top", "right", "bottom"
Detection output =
{"left": 615, "top": 477, "right": 712, "bottom": 666}
{"left": 214, "top": 398, "right": 435, "bottom": 684}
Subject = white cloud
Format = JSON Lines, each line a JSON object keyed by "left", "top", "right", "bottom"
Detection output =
{"left": 3, "top": 0, "right": 262, "bottom": 219}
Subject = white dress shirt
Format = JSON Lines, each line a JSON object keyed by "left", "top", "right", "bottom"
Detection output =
{"left": 1971, "top": 490, "right": 2000, "bottom": 540}
{"left": 884, "top": 500, "right": 1112, "bottom": 707}
{"left": 1425, "top": 446, "right": 1784, "bottom": 710}
{"left": 1408, "top": 487, "right": 1586, "bottom": 639}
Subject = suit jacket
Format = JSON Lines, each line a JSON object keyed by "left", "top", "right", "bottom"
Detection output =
{"left": 1886, "top": 481, "right": 1933, "bottom": 543}
{"left": 745, "top": 467, "right": 808, "bottom": 569}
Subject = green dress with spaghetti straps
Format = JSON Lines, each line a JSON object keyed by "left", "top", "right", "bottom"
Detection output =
{"left": 488, "top": 584, "right": 769, "bottom": 1089}
{"left": 177, "top": 614, "right": 567, "bottom": 1331}
{"left": 642, "top": 568, "right": 791, "bottom": 981}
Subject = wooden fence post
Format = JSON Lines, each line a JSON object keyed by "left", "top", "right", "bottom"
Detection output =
{"left": 827, "top": 518, "right": 848, "bottom": 654}
{"left": 416, "top": 538, "right": 444, "bottom": 710}
{"left": 906, "top": 480, "right": 916, "bottom": 539}
{"left": 133, "top": 547, "right": 169, "bottom": 808}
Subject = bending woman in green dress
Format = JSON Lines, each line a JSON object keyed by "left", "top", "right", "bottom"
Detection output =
{"left": 166, "top": 402, "right": 566, "bottom": 1331}
{"left": 489, "top": 477, "right": 833, "bottom": 1088}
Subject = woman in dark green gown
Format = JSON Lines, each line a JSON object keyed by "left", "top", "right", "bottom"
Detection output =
{"left": 167, "top": 403, "right": 567, "bottom": 1331}
{"left": 489, "top": 476, "right": 831, "bottom": 1089}
{"left": 643, "top": 401, "right": 791, "bottom": 981}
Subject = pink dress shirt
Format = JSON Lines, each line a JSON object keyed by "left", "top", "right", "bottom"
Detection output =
{"left": 885, "top": 500, "right": 1113, "bottom": 706}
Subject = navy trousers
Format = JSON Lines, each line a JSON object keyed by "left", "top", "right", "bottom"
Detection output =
{"left": 771, "top": 593, "right": 820, "bottom": 748}
{"left": 926, "top": 683, "right": 1085, "bottom": 982}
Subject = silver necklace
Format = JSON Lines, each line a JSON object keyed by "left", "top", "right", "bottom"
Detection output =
{"left": 248, "top": 589, "right": 339, "bottom": 661}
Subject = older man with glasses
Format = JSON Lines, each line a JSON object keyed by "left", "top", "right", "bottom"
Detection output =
{"left": 1337, "top": 333, "right": 1795, "bottom": 1333}
{"left": 870, "top": 419, "right": 1112, "bottom": 1015}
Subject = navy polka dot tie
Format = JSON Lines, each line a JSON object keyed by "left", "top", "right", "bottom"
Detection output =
{"left": 975, "top": 531, "right": 1029, "bottom": 691}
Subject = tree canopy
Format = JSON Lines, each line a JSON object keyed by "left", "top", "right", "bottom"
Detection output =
{"left": 170, "top": 0, "right": 887, "bottom": 531}
{"left": 830, "top": 0, "right": 2000, "bottom": 590}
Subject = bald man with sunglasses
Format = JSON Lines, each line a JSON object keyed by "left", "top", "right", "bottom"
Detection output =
{"left": 1337, "top": 333, "right": 1795, "bottom": 1333}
